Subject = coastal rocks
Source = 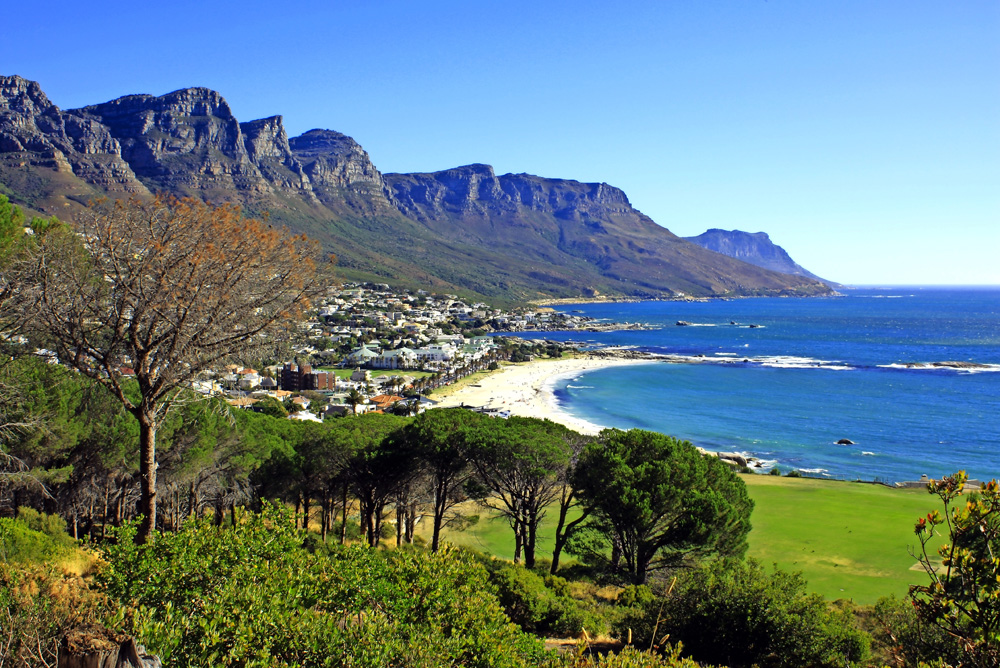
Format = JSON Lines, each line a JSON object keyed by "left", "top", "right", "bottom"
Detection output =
{"left": 676, "top": 321, "right": 693, "bottom": 326}
{"left": 930, "top": 361, "right": 991, "bottom": 369}
{"left": 836, "top": 438, "right": 855, "bottom": 445}
{"left": 717, "top": 452, "right": 748, "bottom": 468}
{"left": 696, "top": 448, "right": 762, "bottom": 470}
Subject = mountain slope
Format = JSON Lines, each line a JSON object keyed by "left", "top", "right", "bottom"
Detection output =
{"left": 0, "top": 75, "right": 833, "bottom": 301}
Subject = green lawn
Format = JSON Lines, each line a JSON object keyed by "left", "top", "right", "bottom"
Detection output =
{"left": 318, "top": 368, "right": 434, "bottom": 380}
{"left": 434, "top": 475, "right": 946, "bottom": 605}
{"left": 741, "top": 474, "right": 941, "bottom": 604}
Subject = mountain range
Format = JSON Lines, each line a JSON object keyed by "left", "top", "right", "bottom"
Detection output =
{"left": 0, "top": 75, "right": 832, "bottom": 302}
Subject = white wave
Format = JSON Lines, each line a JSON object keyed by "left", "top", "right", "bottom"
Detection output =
{"left": 714, "top": 352, "right": 739, "bottom": 357}
{"left": 861, "top": 451, "right": 876, "bottom": 456}
{"left": 565, "top": 385, "right": 594, "bottom": 389}
{"left": 798, "top": 467, "right": 829, "bottom": 474}
{"left": 878, "top": 362, "right": 1000, "bottom": 374}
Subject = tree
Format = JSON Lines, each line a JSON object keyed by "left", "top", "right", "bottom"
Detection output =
{"left": 910, "top": 471, "right": 1000, "bottom": 667}
{"left": 345, "top": 388, "right": 365, "bottom": 415}
{"left": 342, "top": 413, "right": 413, "bottom": 546}
{"left": 467, "top": 417, "right": 569, "bottom": 568}
{"left": 571, "top": 429, "right": 753, "bottom": 585}
{"left": 405, "top": 408, "right": 483, "bottom": 552}
{"left": 21, "top": 196, "right": 324, "bottom": 542}
{"left": 547, "top": 424, "right": 593, "bottom": 574}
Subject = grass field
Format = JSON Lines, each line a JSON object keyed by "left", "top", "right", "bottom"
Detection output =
{"left": 741, "top": 475, "right": 942, "bottom": 604}
{"left": 318, "top": 368, "right": 434, "bottom": 380}
{"left": 433, "top": 474, "right": 946, "bottom": 605}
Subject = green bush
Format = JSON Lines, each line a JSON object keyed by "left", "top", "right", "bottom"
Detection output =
{"left": 785, "top": 469, "right": 802, "bottom": 478}
{"left": 485, "top": 560, "right": 608, "bottom": 637}
{"left": 769, "top": 466, "right": 782, "bottom": 476}
{"left": 0, "top": 514, "right": 78, "bottom": 564}
{"left": 96, "top": 504, "right": 550, "bottom": 668}
{"left": 617, "top": 558, "right": 870, "bottom": 668}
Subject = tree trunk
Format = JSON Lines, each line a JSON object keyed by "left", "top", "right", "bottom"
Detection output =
{"left": 432, "top": 479, "right": 446, "bottom": 552}
{"left": 513, "top": 518, "right": 523, "bottom": 564}
{"left": 137, "top": 416, "right": 157, "bottom": 543}
{"left": 302, "top": 494, "right": 310, "bottom": 530}
{"left": 524, "top": 515, "right": 537, "bottom": 569}
{"left": 320, "top": 497, "right": 328, "bottom": 542}
{"left": 406, "top": 501, "right": 417, "bottom": 544}
{"left": 188, "top": 482, "right": 198, "bottom": 519}
{"left": 340, "top": 484, "right": 348, "bottom": 545}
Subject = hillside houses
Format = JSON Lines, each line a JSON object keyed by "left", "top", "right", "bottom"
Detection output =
{"left": 183, "top": 282, "right": 595, "bottom": 424}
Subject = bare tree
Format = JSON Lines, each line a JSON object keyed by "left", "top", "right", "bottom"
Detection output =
{"left": 23, "top": 196, "right": 324, "bottom": 542}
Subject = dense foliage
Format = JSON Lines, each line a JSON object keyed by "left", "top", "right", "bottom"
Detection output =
{"left": 570, "top": 429, "right": 753, "bottom": 584}
{"left": 619, "top": 558, "right": 870, "bottom": 668}
{"left": 910, "top": 471, "right": 1000, "bottom": 667}
{"left": 97, "top": 505, "right": 550, "bottom": 668}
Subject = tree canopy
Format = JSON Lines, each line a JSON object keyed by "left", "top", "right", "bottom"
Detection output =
{"left": 571, "top": 428, "right": 753, "bottom": 584}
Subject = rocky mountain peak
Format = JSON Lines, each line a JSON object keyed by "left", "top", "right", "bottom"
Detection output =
{"left": 241, "top": 116, "right": 291, "bottom": 161}
{"left": 288, "top": 128, "right": 386, "bottom": 196}
{"left": 0, "top": 75, "right": 834, "bottom": 301}
{"left": 0, "top": 75, "right": 57, "bottom": 116}
{"left": 0, "top": 74, "right": 145, "bottom": 195}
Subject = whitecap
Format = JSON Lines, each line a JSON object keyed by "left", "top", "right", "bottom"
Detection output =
{"left": 861, "top": 451, "right": 876, "bottom": 456}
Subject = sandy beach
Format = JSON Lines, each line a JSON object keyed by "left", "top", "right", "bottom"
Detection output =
{"left": 433, "top": 355, "right": 658, "bottom": 434}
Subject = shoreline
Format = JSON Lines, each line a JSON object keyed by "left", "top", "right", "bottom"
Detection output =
{"left": 432, "top": 354, "right": 657, "bottom": 434}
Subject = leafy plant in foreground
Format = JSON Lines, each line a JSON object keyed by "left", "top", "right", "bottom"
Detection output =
{"left": 96, "top": 504, "right": 549, "bottom": 668}
{"left": 911, "top": 471, "right": 1000, "bottom": 667}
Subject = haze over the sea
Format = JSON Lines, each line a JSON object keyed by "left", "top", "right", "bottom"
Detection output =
{"left": 4, "top": 1, "right": 997, "bottom": 286}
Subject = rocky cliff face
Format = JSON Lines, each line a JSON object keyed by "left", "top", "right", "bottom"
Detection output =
{"left": 0, "top": 75, "right": 146, "bottom": 196}
{"left": 685, "top": 229, "right": 837, "bottom": 286}
{"left": 0, "top": 75, "right": 834, "bottom": 301}
{"left": 76, "top": 88, "right": 274, "bottom": 197}
{"left": 288, "top": 129, "right": 393, "bottom": 213}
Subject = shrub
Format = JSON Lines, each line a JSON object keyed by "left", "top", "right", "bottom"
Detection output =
{"left": 485, "top": 560, "right": 609, "bottom": 637}
{"left": 785, "top": 469, "right": 802, "bottom": 478}
{"left": 769, "top": 466, "right": 782, "bottom": 476}
{"left": 0, "top": 563, "right": 105, "bottom": 667}
{"left": 617, "top": 558, "right": 870, "bottom": 668}
{"left": 555, "top": 644, "right": 702, "bottom": 668}
{"left": 0, "top": 514, "right": 78, "bottom": 564}
{"left": 96, "top": 504, "right": 550, "bottom": 668}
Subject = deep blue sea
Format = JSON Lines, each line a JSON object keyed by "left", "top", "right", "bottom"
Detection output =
{"left": 528, "top": 287, "right": 1000, "bottom": 483}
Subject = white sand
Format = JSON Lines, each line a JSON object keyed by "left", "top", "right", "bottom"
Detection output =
{"left": 433, "top": 356, "right": 657, "bottom": 434}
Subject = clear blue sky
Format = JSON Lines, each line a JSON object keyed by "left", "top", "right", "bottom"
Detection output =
{"left": 4, "top": 1, "right": 998, "bottom": 285}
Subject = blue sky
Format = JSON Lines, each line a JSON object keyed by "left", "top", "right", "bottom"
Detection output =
{"left": 5, "top": 1, "right": 998, "bottom": 285}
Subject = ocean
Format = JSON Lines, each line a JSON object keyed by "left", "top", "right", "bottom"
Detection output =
{"left": 528, "top": 287, "right": 1000, "bottom": 483}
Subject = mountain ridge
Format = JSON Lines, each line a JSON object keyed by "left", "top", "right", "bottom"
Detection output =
{"left": 0, "top": 74, "right": 832, "bottom": 302}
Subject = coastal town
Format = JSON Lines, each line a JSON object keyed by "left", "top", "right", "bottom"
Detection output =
{"left": 188, "top": 283, "right": 623, "bottom": 422}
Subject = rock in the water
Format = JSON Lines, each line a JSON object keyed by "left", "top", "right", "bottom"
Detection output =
{"left": 717, "top": 451, "right": 748, "bottom": 467}
{"left": 836, "top": 438, "right": 855, "bottom": 445}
